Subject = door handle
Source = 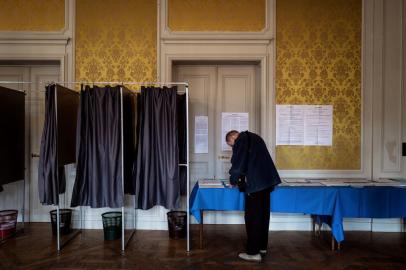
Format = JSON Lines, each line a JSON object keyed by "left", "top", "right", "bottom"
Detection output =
{"left": 31, "top": 153, "right": 40, "bottom": 158}
{"left": 218, "top": 155, "right": 230, "bottom": 160}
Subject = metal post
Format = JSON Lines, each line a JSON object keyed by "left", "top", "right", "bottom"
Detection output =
{"left": 81, "top": 206, "right": 83, "bottom": 231}
{"left": 120, "top": 87, "right": 125, "bottom": 254}
{"left": 57, "top": 205, "right": 60, "bottom": 252}
{"left": 185, "top": 84, "right": 190, "bottom": 252}
{"left": 22, "top": 177, "right": 25, "bottom": 231}
{"left": 54, "top": 85, "right": 61, "bottom": 253}
{"left": 133, "top": 195, "right": 137, "bottom": 231}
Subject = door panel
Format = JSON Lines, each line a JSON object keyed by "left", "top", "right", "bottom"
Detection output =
{"left": 216, "top": 66, "right": 257, "bottom": 179}
{"left": 175, "top": 66, "right": 217, "bottom": 186}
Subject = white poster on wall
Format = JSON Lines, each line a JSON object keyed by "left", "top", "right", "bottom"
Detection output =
{"left": 315, "top": 105, "right": 333, "bottom": 145}
{"left": 276, "top": 105, "right": 305, "bottom": 145}
{"left": 276, "top": 105, "right": 333, "bottom": 146}
{"left": 221, "top": 112, "right": 249, "bottom": 151}
{"left": 194, "top": 116, "right": 209, "bottom": 154}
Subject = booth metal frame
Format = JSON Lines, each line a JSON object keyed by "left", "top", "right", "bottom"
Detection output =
{"left": 48, "top": 81, "right": 191, "bottom": 253}
{"left": 0, "top": 81, "right": 191, "bottom": 253}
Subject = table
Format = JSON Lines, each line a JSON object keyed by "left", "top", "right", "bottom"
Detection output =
{"left": 190, "top": 184, "right": 406, "bottom": 249}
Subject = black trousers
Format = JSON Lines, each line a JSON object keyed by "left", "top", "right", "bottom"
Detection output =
{"left": 244, "top": 187, "right": 272, "bottom": 255}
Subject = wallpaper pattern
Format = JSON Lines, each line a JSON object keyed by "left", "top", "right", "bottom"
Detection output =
{"left": 276, "top": 0, "right": 362, "bottom": 170}
{"left": 0, "top": 0, "right": 64, "bottom": 31}
{"left": 75, "top": 0, "right": 157, "bottom": 86}
{"left": 168, "top": 0, "right": 266, "bottom": 32}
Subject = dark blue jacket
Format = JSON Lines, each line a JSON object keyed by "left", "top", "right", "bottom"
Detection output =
{"left": 229, "top": 131, "right": 281, "bottom": 194}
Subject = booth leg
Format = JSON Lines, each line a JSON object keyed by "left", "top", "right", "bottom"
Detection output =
{"left": 199, "top": 210, "right": 204, "bottom": 249}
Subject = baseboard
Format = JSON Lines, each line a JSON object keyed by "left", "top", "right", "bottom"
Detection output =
{"left": 32, "top": 214, "right": 406, "bottom": 233}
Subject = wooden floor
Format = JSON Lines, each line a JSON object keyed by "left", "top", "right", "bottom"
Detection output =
{"left": 0, "top": 223, "right": 405, "bottom": 270}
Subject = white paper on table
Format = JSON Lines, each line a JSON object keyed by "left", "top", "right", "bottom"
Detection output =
{"left": 194, "top": 116, "right": 209, "bottom": 154}
{"left": 221, "top": 112, "right": 249, "bottom": 151}
{"left": 373, "top": 178, "right": 398, "bottom": 183}
{"left": 282, "top": 178, "right": 308, "bottom": 183}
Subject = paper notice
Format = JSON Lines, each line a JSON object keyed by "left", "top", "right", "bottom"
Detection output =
{"left": 276, "top": 105, "right": 304, "bottom": 145}
{"left": 194, "top": 116, "right": 209, "bottom": 154}
{"left": 221, "top": 112, "right": 249, "bottom": 151}
{"left": 276, "top": 105, "right": 333, "bottom": 146}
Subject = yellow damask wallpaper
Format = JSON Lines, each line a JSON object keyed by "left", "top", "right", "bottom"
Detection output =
{"left": 168, "top": 0, "right": 266, "bottom": 31}
{"left": 75, "top": 0, "right": 156, "bottom": 85}
{"left": 276, "top": 0, "right": 362, "bottom": 170}
{"left": 0, "top": 0, "right": 65, "bottom": 31}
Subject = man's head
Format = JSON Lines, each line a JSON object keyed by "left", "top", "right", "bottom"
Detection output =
{"left": 225, "top": 130, "right": 240, "bottom": 147}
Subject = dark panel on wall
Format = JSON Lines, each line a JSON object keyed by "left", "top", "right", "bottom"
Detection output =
{"left": 56, "top": 85, "right": 79, "bottom": 165}
{"left": 0, "top": 86, "right": 25, "bottom": 185}
{"left": 402, "top": 142, "right": 406, "bottom": 157}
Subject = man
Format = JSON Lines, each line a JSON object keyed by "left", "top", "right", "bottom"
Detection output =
{"left": 226, "top": 130, "right": 281, "bottom": 263}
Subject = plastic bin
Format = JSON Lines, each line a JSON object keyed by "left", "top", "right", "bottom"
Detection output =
{"left": 102, "top": 212, "right": 122, "bottom": 241}
{"left": 50, "top": 209, "right": 72, "bottom": 236}
{"left": 167, "top": 211, "right": 186, "bottom": 239}
{"left": 0, "top": 210, "right": 18, "bottom": 240}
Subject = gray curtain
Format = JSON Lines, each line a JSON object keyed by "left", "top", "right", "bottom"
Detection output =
{"left": 38, "top": 84, "right": 78, "bottom": 205}
{"left": 71, "top": 85, "right": 135, "bottom": 208}
{"left": 134, "top": 86, "right": 180, "bottom": 210}
{"left": 0, "top": 86, "right": 25, "bottom": 188}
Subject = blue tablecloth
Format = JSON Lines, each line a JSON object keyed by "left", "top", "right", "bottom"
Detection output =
{"left": 190, "top": 184, "right": 406, "bottom": 242}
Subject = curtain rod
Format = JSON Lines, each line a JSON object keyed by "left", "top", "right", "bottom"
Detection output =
{"left": 0, "top": 81, "right": 32, "bottom": 84}
{"left": 1, "top": 81, "right": 189, "bottom": 86}
{"left": 0, "top": 82, "right": 28, "bottom": 93}
{"left": 40, "top": 81, "right": 189, "bottom": 86}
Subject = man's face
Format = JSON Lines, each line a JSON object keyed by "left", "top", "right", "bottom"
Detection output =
{"left": 226, "top": 132, "right": 239, "bottom": 147}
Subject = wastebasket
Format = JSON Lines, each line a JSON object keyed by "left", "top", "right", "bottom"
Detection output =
{"left": 50, "top": 209, "right": 72, "bottom": 236}
{"left": 0, "top": 210, "right": 18, "bottom": 240}
{"left": 167, "top": 211, "right": 186, "bottom": 239}
{"left": 102, "top": 212, "right": 122, "bottom": 241}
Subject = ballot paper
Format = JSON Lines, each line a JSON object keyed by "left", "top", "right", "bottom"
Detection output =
{"left": 320, "top": 181, "right": 351, "bottom": 187}
{"left": 282, "top": 178, "right": 308, "bottom": 183}
{"left": 334, "top": 178, "right": 371, "bottom": 184}
{"left": 283, "top": 182, "right": 324, "bottom": 187}
{"left": 372, "top": 182, "right": 406, "bottom": 187}
{"left": 306, "top": 179, "right": 326, "bottom": 183}
{"left": 372, "top": 178, "right": 398, "bottom": 183}
{"left": 198, "top": 180, "right": 225, "bottom": 188}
